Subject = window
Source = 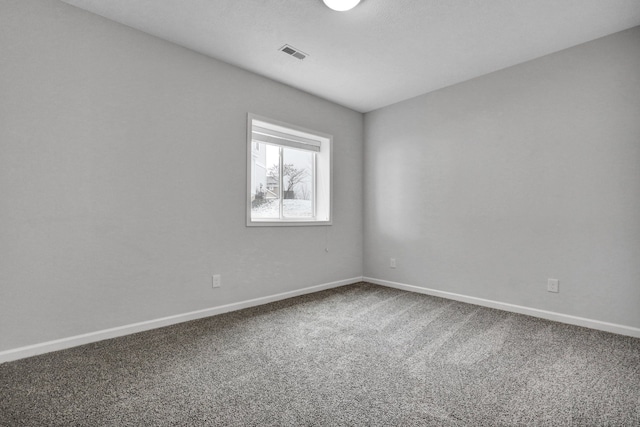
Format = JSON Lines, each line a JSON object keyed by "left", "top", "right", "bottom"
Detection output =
{"left": 247, "top": 114, "right": 332, "bottom": 226}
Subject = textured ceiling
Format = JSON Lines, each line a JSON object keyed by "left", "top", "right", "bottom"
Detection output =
{"left": 60, "top": 0, "right": 640, "bottom": 112}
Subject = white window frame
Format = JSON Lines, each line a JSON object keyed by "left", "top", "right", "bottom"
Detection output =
{"left": 247, "top": 113, "right": 332, "bottom": 227}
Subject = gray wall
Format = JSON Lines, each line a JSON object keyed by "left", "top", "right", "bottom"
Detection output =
{"left": 0, "top": 0, "right": 364, "bottom": 351}
{"left": 364, "top": 27, "right": 640, "bottom": 329}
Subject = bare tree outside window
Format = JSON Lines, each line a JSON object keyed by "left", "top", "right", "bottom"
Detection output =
{"left": 268, "top": 163, "right": 309, "bottom": 199}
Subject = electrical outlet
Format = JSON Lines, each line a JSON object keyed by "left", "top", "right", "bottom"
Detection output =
{"left": 547, "top": 278, "right": 559, "bottom": 293}
{"left": 390, "top": 258, "right": 396, "bottom": 269}
{"left": 212, "top": 274, "right": 221, "bottom": 288}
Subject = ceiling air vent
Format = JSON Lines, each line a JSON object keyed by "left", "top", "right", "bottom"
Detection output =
{"left": 279, "top": 44, "right": 307, "bottom": 60}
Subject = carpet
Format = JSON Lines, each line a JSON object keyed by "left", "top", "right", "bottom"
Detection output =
{"left": 1, "top": 282, "right": 639, "bottom": 426}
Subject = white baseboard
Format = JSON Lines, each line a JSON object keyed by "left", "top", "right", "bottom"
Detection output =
{"left": 4, "top": 275, "right": 635, "bottom": 364}
{"left": 0, "top": 276, "right": 363, "bottom": 364}
{"left": 364, "top": 277, "right": 640, "bottom": 339}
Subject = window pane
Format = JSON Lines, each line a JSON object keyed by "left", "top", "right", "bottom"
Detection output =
{"left": 251, "top": 143, "right": 280, "bottom": 219}
{"left": 282, "top": 147, "right": 313, "bottom": 218}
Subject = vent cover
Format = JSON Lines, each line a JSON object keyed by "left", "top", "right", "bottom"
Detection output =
{"left": 279, "top": 44, "right": 307, "bottom": 60}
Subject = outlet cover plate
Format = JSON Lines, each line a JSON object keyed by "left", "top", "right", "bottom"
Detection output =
{"left": 212, "top": 274, "right": 221, "bottom": 288}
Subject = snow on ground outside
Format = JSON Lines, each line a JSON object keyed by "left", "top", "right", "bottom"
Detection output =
{"left": 252, "top": 199, "right": 312, "bottom": 218}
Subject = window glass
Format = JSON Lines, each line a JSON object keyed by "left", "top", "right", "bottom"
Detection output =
{"left": 282, "top": 148, "right": 314, "bottom": 218}
{"left": 250, "top": 143, "right": 280, "bottom": 219}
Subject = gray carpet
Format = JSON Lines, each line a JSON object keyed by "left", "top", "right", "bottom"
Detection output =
{"left": 1, "top": 282, "right": 639, "bottom": 426}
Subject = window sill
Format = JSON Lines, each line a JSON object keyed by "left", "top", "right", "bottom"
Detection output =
{"left": 247, "top": 218, "right": 332, "bottom": 227}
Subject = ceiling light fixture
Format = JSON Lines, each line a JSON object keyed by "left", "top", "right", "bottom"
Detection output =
{"left": 322, "top": 0, "right": 361, "bottom": 12}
